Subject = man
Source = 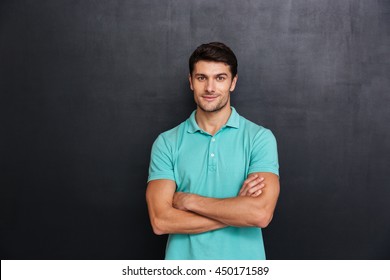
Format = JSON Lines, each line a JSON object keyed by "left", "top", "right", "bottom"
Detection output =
{"left": 146, "top": 42, "right": 280, "bottom": 260}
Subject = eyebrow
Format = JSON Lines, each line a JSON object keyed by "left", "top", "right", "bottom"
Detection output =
{"left": 194, "top": 73, "right": 228, "bottom": 77}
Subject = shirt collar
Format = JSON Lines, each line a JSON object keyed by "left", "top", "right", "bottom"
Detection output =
{"left": 187, "top": 107, "right": 240, "bottom": 134}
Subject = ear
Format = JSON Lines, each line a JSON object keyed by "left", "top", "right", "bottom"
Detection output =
{"left": 229, "top": 74, "right": 238, "bottom": 92}
{"left": 188, "top": 74, "right": 194, "bottom": 91}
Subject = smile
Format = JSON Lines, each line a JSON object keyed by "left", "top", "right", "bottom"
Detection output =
{"left": 202, "top": 95, "right": 218, "bottom": 101}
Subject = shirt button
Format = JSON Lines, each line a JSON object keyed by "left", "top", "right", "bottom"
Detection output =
{"left": 211, "top": 138, "right": 215, "bottom": 142}
{"left": 210, "top": 153, "right": 215, "bottom": 157}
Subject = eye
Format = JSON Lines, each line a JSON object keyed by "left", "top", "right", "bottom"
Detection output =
{"left": 216, "top": 76, "right": 226, "bottom": 81}
{"left": 197, "top": 76, "right": 206, "bottom": 81}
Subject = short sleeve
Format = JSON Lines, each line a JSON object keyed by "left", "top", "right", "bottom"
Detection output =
{"left": 147, "top": 134, "right": 176, "bottom": 183}
{"left": 248, "top": 129, "right": 279, "bottom": 176}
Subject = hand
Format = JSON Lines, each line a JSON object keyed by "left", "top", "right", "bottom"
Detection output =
{"left": 238, "top": 174, "right": 265, "bottom": 197}
{"left": 173, "top": 192, "right": 192, "bottom": 211}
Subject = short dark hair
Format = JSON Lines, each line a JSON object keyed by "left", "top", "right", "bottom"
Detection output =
{"left": 189, "top": 42, "right": 238, "bottom": 77}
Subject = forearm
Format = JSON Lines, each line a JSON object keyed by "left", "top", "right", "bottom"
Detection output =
{"left": 151, "top": 206, "right": 227, "bottom": 235}
{"left": 174, "top": 173, "right": 280, "bottom": 228}
{"left": 146, "top": 181, "right": 227, "bottom": 235}
{"left": 184, "top": 195, "right": 270, "bottom": 227}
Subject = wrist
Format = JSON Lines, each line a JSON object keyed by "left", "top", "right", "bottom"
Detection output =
{"left": 185, "top": 193, "right": 197, "bottom": 211}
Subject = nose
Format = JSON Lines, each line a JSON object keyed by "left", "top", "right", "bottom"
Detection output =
{"left": 205, "top": 79, "right": 216, "bottom": 93}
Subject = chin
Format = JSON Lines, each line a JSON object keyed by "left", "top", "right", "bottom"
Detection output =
{"left": 198, "top": 105, "right": 222, "bottom": 113}
{"left": 200, "top": 101, "right": 229, "bottom": 113}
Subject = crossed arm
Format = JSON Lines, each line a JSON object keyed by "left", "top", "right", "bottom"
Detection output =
{"left": 146, "top": 172, "right": 280, "bottom": 235}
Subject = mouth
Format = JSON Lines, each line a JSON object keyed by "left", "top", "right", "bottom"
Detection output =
{"left": 202, "top": 95, "right": 218, "bottom": 102}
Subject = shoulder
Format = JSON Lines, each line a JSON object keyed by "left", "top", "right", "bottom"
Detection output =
{"left": 238, "top": 115, "right": 276, "bottom": 141}
{"left": 153, "top": 120, "right": 188, "bottom": 150}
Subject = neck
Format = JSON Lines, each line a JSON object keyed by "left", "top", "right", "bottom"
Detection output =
{"left": 195, "top": 105, "right": 232, "bottom": 135}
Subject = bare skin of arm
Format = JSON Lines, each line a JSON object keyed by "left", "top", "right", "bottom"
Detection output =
{"left": 146, "top": 175, "right": 265, "bottom": 235}
{"left": 173, "top": 172, "right": 280, "bottom": 228}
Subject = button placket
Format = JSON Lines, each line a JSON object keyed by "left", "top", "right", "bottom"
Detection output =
{"left": 208, "top": 136, "right": 217, "bottom": 172}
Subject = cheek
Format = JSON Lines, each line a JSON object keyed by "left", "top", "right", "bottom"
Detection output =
{"left": 193, "top": 83, "right": 205, "bottom": 94}
{"left": 218, "top": 84, "right": 232, "bottom": 94}
{"left": 192, "top": 89, "right": 202, "bottom": 100}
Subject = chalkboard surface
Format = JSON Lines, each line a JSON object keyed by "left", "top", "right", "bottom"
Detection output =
{"left": 1, "top": 0, "right": 389, "bottom": 259}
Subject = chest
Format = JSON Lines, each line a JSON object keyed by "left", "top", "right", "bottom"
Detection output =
{"left": 173, "top": 130, "right": 252, "bottom": 198}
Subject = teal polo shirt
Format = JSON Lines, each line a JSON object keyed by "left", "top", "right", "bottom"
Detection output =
{"left": 148, "top": 107, "right": 279, "bottom": 260}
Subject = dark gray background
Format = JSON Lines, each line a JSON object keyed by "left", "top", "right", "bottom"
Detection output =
{"left": 1, "top": 0, "right": 389, "bottom": 259}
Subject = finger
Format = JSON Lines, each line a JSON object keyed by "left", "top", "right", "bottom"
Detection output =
{"left": 240, "top": 177, "right": 264, "bottom": 194}
{"left": 247, "top": 183, "right": 265, "bottom": 195}
{"left": 241, "top": 176, "right": 263, "bottom": 190}
{"left": 239, "top": 177, "right": 262, "bottom": 195}
{"left": 251, "top": 189, "right": 262, "bottom": 197}
{"left": 243, "top": 183, "right": 264, "bottom": 197}
{"left": 239, "top": 176, "right": 257, "bottom": 195}
{"left": 242, "top": 174, "right": 258, "bottom": 186}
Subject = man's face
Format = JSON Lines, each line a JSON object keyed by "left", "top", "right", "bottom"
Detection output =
{"left": 189, "top": 60, "right": 237, "bottom": 113}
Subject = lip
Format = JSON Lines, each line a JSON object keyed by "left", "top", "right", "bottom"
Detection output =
{"left": 202, "top": 95, "right": 218, "bottom": 101}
